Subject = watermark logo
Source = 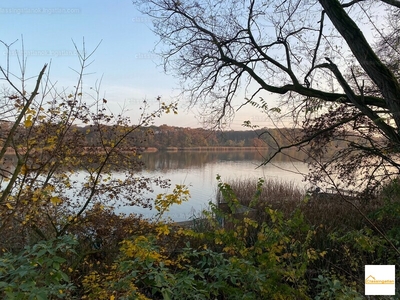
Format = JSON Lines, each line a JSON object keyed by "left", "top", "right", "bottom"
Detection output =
{"left": 251, "top": 115, "right": 268, "bottom": 122}
{"left": 134, "top": 52, "right": 159, "bottom": 60}
{"left": 365, "top": 265, "right": 395, "bottom": 295}
{"left": 0, "top": 7, "right": 81, "bottom": 15}
{"left": 6, "top": 49, "right": 78, "bottom": 57}
{"left": 131, "top": 16, "right": 153, "bottom": 23}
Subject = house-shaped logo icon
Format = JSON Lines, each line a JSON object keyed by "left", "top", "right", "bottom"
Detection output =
{"left": 365, "top": 275, "right": 376, "bottom": 283}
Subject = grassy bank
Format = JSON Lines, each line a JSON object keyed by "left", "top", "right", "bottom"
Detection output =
{"left": 215, "top": 178, "right": 382, "bottom": 230}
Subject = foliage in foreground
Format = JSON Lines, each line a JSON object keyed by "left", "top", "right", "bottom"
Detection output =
{"left": 0, "top": 235, "right": 77, "bottom": 299}
{"left": 3, "top": 177, "right": 400, "bottom": 299}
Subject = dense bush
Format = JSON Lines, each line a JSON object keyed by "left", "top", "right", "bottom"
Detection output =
{"left": 2, "top": 177, "right": 400, "bottom": 299}
{"left": 0, "top": 235, "right": 77, "bottom": 299}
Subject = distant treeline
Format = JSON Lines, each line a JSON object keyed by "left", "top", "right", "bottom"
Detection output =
{"left": 1, "top": 121, "right": 349, "bottom": 152}
{"left": 79, "top": 124, "right": 304, "bottom": 150}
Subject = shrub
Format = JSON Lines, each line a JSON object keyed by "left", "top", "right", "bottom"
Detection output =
{"left": 0, "top": 235, "right": 77, "bottom": 299}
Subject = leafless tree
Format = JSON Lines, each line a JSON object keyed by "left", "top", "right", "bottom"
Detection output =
{"left": 135, "top": 0, "right": 400, "bottom": 193}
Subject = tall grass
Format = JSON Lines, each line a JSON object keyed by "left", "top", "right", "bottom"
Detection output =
{"left": 215, "top": 178, "right": 384, "bottom": 231}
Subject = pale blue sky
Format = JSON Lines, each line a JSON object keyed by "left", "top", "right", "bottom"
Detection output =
{"left": 0, "top": 0, "right": 281, "bottom": 129}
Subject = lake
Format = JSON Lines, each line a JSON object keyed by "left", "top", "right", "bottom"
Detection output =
{"left": 118, "top": 150, "right": 309, "bottom": 221}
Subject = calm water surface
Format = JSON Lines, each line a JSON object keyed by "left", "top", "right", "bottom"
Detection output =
{"left": 119, "top": 151, "right": 309, "bottom": 221}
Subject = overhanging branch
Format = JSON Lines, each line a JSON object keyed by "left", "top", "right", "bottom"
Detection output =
{"left": 259, "top": 113, "right": 362, "bottom": 166}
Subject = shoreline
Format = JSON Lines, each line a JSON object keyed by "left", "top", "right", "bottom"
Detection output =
{"left": 2, "top": 146, "right": 269, "bottom": 155}
{"left": 163, "top": 146, "right": 269, "bottom": 152}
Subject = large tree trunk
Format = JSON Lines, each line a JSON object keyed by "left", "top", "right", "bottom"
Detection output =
{"left": 319, "top": 0, "right": 400, "bottom": 133}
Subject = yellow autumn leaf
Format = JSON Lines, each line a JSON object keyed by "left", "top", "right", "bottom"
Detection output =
{"left": 24, "top": 118, "right": 33, "bottom": 128}
{"left": 24, "top": 115, "right": 33, "bottom": 127}
{"left": 156, "top": 224, "right": 170, "bottom": 236}
{"left": 50, "top": 196, "right": 62, "bottom": 205}
{"left": 6, "top": 203, "right": 14, "bottom": 210}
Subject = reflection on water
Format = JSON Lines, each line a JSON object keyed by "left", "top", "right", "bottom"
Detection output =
{"left": 141, "top": 149, "right": 307, "bottom": 172}
{"left": 121, "top": 150, "right": 309, "bottom": 221}
{"left": 2, "top": 150, "right": 309, "bottom": 222}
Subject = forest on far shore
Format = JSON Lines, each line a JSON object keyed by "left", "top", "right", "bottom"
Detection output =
{"left": 121, "top": 125, "right": 301, "bottom": 149}
{"left": 1, "top": 120, "right": 350, "bottom": 151}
